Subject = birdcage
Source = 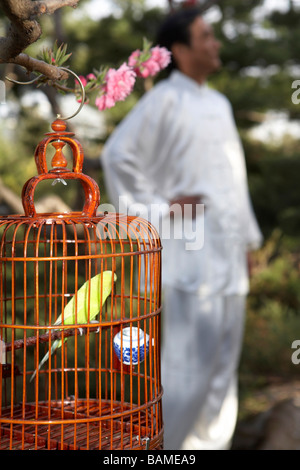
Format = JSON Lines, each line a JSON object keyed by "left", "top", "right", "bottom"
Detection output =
{"left": 0, "top": 115, "right": 163, "bottom": 450}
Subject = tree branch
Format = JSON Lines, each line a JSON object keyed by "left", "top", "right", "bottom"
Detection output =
{"left": 33, "top": 0, "right": 80, "bottom": 16}
{"left": 8, "top": 53, "right": 69, "bottom": 80}
{"left": 0, "top": 0, "right": 80, "bottom": 78}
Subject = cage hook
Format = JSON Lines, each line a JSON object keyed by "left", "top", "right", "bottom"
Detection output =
{"left": 54, "top": 67, "right": 85, "bottom": 121}
{"left": 5, "top": 67, "right": 85, "bottom": 121}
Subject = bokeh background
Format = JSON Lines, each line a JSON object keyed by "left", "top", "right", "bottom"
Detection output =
{"left": 0, "top": 0, "right": 300, "bottom": 449}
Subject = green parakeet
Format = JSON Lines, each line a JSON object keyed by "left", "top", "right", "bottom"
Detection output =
{"left": 30, "top": 270, "right": 117, "bottom": 382}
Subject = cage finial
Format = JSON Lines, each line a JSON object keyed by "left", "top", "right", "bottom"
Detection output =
{"left": 51, "top": 141, "right": 68, "bottom": 169}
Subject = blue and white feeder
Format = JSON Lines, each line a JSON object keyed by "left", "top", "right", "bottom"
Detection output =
{"left": 113, "top": 327, "right": 149, "bottom": 365}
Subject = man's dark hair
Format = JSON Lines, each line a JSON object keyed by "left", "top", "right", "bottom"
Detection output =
{"left": 156, "top": 7, "right": 202, "bottom": 72}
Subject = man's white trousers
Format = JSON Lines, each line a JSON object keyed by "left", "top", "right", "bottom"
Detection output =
{"left": 161, "top": 287, "right": 246, "bottom": 450}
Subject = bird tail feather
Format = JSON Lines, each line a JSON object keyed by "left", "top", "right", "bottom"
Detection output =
{"left": 30, "top": 339, "right": 61, "bottom": 382}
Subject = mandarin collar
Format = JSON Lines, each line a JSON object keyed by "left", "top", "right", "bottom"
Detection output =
{"left": 169, "top": 70, "right": 208, "bottom": 93}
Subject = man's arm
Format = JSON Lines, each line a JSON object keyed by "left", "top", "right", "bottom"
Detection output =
{"left": 101, "top": 90, "right": 171, "bottom": 222}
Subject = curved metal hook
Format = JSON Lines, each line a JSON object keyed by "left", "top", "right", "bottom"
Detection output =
{"left": 5, "top": 67, "right": 86, "bottom": 121}
{"left": 57, "top": 67, "right": 85, "bottom": 121}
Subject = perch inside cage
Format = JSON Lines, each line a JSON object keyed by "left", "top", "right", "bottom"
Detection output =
{"left": 0, "top": 112, "right": 163, "bottom": 450}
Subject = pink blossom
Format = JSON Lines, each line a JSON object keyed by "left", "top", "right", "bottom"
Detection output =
{"left": 151, "top": 46, "right": 172, "bottom": 69}
{"left": 128, "top": 50, "right": 140, "bottom": 68}
{"left": 106, "top": 63, "right": 136, "bottom": 100}
{"left": 87, "top": 73, "right": 96, "bottom": 81}
{"left": 95, "top": 94, "right": 115, "bottom": 111}
{"left": 140, "top": 57, "right": 161, "bottom": 78}
{"left": 76, "top": 74, "right": 96, "bottom": 89}
{"left": 128, "top": 46, "right": 171, "bottom": 78}
{"left": 88, "top": 45, "right": 171, "bottom": 111}
{"left": 95, "top": 63, "right": 136, "bottom": 111}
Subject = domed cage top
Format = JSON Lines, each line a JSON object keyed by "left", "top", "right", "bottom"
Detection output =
{"left": 0, "top": 119, "right": 163, "bottom": 450}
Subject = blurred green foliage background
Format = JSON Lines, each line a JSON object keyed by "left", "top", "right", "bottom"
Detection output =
{"left": 0, "top": 0, "right": 299, "bottom": 420}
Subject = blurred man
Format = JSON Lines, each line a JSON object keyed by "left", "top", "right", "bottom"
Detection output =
{"left": 102, "top": 8, "right": 262, "bottom": 450}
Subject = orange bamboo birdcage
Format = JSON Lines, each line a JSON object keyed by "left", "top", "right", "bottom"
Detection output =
{"left": 0, "top": 117, "right": 163, "bottom": 450}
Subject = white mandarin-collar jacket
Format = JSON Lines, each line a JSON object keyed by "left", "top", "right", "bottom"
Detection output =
{"left": 102, "top": 70, "right": 263, "bottom": 296}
